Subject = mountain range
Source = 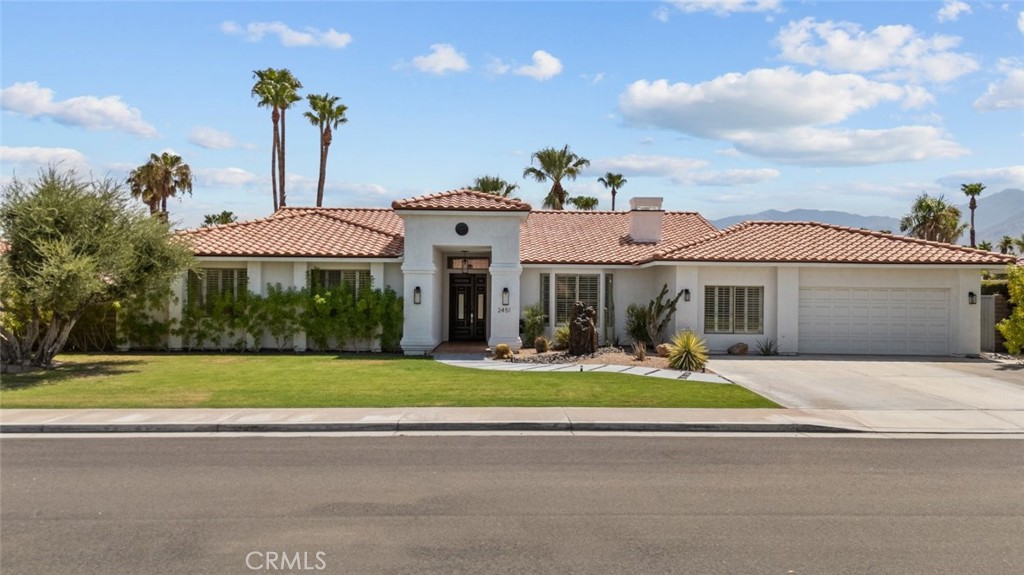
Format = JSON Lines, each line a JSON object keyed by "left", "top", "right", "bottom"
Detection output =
{"left": 712, "top": 188, "right": 1024, "bottom": 246}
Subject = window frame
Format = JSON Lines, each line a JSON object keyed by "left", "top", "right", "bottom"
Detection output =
{"left": 704, "top": 286, "right": 764, "bottom": 335}
{"left": 554, "top": 273, "right": 600, "bottom": 325}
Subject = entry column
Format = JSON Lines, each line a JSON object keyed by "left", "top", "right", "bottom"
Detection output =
{"left": 488, "top": 263, "right": 523, "bottom": 351}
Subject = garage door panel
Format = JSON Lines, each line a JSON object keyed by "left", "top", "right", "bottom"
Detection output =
{"left": 799, "top": 288, "right": 949, "bottom": 356}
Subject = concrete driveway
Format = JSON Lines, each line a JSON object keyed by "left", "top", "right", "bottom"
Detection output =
{"left": 710, "top": 356, "right": 1024, "bottom": 410}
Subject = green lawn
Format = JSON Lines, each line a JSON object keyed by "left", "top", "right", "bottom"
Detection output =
{"left": 0, "top": 354, "right": 777, "bottom": 409}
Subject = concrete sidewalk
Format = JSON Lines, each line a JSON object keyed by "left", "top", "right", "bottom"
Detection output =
{"left": 435, "top": 355, "right": 731, "bottom": 383}
{"left": 3, "top": 406, "right": 1023, "bottom": 435}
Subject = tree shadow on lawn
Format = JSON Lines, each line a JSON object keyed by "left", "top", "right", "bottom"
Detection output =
{"left": 1, "top": 359, "right": 144, "bottom": 391}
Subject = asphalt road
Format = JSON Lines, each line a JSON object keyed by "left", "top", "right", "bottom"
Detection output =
{"left": 2, "top": 436, "right": 1022, "bottom": 575}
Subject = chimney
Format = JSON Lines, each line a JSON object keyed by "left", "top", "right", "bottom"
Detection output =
{"left": 629, "top": 197, "right": 664, "bottom": 243}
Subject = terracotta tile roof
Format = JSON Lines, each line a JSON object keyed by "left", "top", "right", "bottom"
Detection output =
{"left": 520, "top": 211, "right": 717, "bottom": 264}
{"left": 652, "top": 221, "right": 1017, "bottom": 265}
{"left": 392, "top": 189, "right": 532, "bottom": 211}
{"left": 178, "top": 208, "right": 404, "bottom": 258}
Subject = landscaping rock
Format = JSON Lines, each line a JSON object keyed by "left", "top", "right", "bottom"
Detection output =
{"left": 568, "top": 302, "right": 598, "bottom": 356}
{"left": 656, "top": 343, "right": 671, "bottom": 358}
{"left": 727, "top": 342, "right": 749, "bottom": 355}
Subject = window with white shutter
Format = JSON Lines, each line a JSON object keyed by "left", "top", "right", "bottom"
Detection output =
{"left": 704, "top": 286, "right": 763, "bottom": 334}
{"left": 540, "top": 273, "right": 551, "bottom": 326}
{"left": 187, "top": 268, "right": 248, "bottom": 313}
{"left": 555, "top": 274, "right": 600, "bottom": 324}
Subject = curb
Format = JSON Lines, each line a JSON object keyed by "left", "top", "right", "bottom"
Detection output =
{"left": 0, "top": 421, "right": 863, "bottom": 434}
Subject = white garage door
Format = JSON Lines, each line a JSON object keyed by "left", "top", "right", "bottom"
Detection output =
{"left": 798, "top": 288, "right": 949, "bottom": 355}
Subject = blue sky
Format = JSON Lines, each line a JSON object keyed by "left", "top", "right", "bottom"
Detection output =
{"left": 2, "top": 1, "right": 1022, "bottom": 229}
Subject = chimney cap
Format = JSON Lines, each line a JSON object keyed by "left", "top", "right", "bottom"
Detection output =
{"left": 629, "top": 197, "right": 663, "bottom": 211}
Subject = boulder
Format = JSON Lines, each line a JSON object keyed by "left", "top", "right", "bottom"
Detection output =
{"left": 568, "top": 301, "right": 598, "bottom": 356}
{"left": 656, "top": 343, "right": 671, "bottom": 358}
{"left": 727, "top": 342, "right": 749, "bottom": 355}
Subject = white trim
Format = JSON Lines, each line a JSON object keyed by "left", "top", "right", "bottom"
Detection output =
{"left": 394, "top": 209, "right": 530, "bottom": 220}
{"left": 196, "top": 256, "right": 400, "bottom": 264}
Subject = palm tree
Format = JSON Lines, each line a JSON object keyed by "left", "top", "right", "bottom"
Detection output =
{"left": 304, "top": 93, "right": 349, "bottom": 207}
{"left": 470, "top": 175, "right": 519, "bottom": 197}
{"left": 202, "top": 211, "right": 237, "bottom": 227}
{"left": 977, "top": 240, "right": 993, "bottom": 252}
{"left": 523, "top": 145, "right": 590, "bottom": 210}
{"left": 252, "top": 68, "right": 303, "bottom": 210}
{"left": 1015, "top": 233, "right": 1024, "bottom": 255}
{"left": 127, "top": 152, "right": 193, "bottom": 220}
{"left": 569, "top": 196, "right": 599, "bottom": 210}
{"left": 961, "top": 182, "right": 985, "bottom": 248}
{"left": 899, "top": 193, "right": 967, "bottom": 244}
{"left": 597, "top": 172, "right": 627, "bottom": 211}
{"left": 999, "top": 235, "right": 1015, "bottom": 255}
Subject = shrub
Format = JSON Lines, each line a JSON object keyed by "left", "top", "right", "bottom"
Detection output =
{"left": 522, "top": 303, "right": 546, "bottom": 344}
{"left": 756, "top": 337, "right": 779, "bottom": 356}
{"left": 552, "top": 324, "right": 570, "bottom": 350}
{"left": 632, "top": 340, "right": 647, "bottom": 361}
{"left": 996, "top": 264, "right": 1024, "bottom": 354}
{"left": 534, "top": 336, "right": 549, "bottom": 353}
{"left": 667, "top": 329, "right": 709, "bottom": 372}
{"left": 494, "top": 343, "right": 512, "bottom": 360}
{"left": 625, "top": 284, "right": 686, "bottom": 346}
{"left": 625, "top": 303, "right": 652, "bottom": 347}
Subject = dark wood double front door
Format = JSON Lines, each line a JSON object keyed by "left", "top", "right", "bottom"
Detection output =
{"left": 449, "top": 274, "right": 487, "bottom": 341}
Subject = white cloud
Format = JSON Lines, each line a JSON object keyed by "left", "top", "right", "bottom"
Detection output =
{"left": 654, "top": 6, "right": 671, "bottom": 22}
{"left": 485, "top": 57, "right": 510, "bottom": 75}
{"left": 0, "top": 145, "right": 89, "bottom": 173}
{"left": 936, "top": 166, "right": 1024, "bottom": 190}
{"left": 667, "top": 0, "right": 781, "bottom": 17}
{"left": 220, "top": 20, "right": 352, "bottom": 48}
{"left": 1019, "top": 11, "right": 1024, "bottom": 34}
{"left": 411, "top": 44, "right": 469, "bottom": 75}
{"left": 0, "top": 81, "right": 157, "bottom": 138}
{"left": 514, "top": 50, "right": 563, "bottom": 81}
{"left": 591, "top": 154, "right": 708, "bottom": 177}
{"left": 189, "top": 127, "right": 251, "bottom": 150}
{"left": 583, "top": 72, "right": 605, "bottom": 85}
{"left": 730, "top": 126, "right": 967, "bottom": 166}
{"left": 588, "top": 154, "right": 777, "bottom": 187}
{"left": 974, "top": 59, "right": 1024, "bottom": 111}
{"left": 620, "top": 68, "right": 907, "bottom": 137}
{"left": 618, "top": 67, "right": 965, "bottom": 166}
{"left": 937, "top": 1, "right": 972, "bottom": 22}
{"left": 194, "top": 167, "right": 261, "bottom": 188}
{"left": 775, "top": 18, "right": 979, "bottom": 83}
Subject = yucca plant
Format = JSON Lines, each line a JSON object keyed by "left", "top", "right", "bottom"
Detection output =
{"left": 667, "top": 329, "right": 709, "bottom": 372}
{"left": 553, "top": 325, "right": 570, "bottom": 350}
{"left": 756, "top": 337, "right": 779, "bottom": 356}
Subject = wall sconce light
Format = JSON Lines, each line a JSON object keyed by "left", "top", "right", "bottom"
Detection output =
{"left": 461, "top": 250, "right": 469, "bottom": 274}
{"left": 413, "top": 286, "right": 422, "bottom": 305}
{"left": 683, "top": 288, "right": 691, "bottom": 302}
{"left": 968, "top": 291, "right": 977, "bottom": 305}
{"left": 502, "top": 287, "right": 510, "bottom": 306}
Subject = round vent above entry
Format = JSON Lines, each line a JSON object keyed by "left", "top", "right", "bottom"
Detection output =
{"left": 455, "top": 222, "right": 469, "bottom": 236}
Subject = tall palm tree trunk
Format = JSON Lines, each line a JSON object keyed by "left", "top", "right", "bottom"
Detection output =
{"left": 611, "top": 188, "right": 617, "bottom": 211}
{"left": 969, "top": 197, "right": 977, "bottom": 248}
{"left": 316, "top": 125, "right": 330, "bottom": 207}
{"left": 279, "top": 109, "right": 288, "bottom": 207}
{"left": 271, "top": 109, "right": 280, "bottom": 212}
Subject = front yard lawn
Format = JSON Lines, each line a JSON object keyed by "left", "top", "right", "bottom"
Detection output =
{"left": 0, "top": 354, "right": 777, "bottom": 409}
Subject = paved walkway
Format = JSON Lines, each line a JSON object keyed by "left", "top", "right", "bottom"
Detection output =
{"left": 2, "top": 406, "right": 1022, "bottom": 435}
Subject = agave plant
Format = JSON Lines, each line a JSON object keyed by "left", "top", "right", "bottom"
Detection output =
{"left": 667, "top": 329, "right": 709, "bottom": 372}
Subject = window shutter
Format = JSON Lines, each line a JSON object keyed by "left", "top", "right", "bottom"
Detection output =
{"left": 604, "top": 274, "right": 615, "bottom": 328}
{"left": 205, "top": 269, "right": 220, "bottom": 306}
{"left": 579, "top": 275, "right": 599, "bottom": 312}
{"left": 555, "top": 275, "right": 574, "bottom": 324}
{"left": 237, "top": 268, "right": 248, "bottom": 298}
{"left": 541, "top": 274, "right": 551, "bottom": 326}
{"left": 358, "top": 270, "right": 371, "bottom": 290}
{"left": 187, "top": 270, "right": 203, "bottom": 308}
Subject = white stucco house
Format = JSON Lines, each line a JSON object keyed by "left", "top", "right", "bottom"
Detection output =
{"left": 174, "top": 189, "right": 1015, "bottom": 356}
